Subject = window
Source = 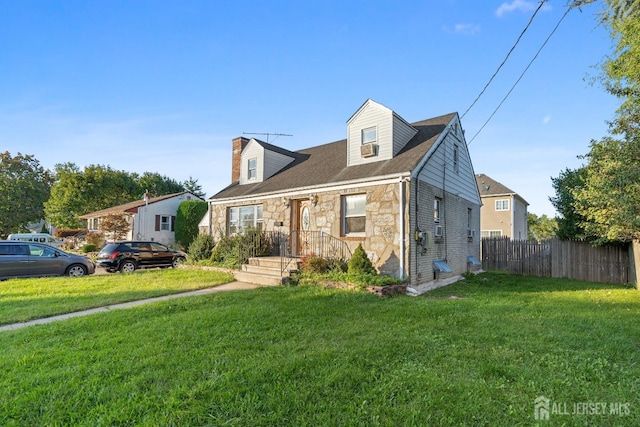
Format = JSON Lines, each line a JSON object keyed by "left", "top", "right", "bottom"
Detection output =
{"left": 160, "top": 216, "right": 171, "bottom": 231}
{"left": 248, "top": 158, "right": 257, "bottom": 180}
{"left": 227, "top": 205, "right": 263, "bottom": 235}
{"left": 495, "top": 200, "right": 510, "bottom": 211}
{"left": 453, "top": 144, "right": 459, "bottom": 173}
{"left": 343, "top": 194, "right": 366, "bottom": 235}
{"left": 481, "top": 230, "right": 503, "bottom": 238}
{"left": 467, "top": 208, "right": 472, "bottom": 229}
{"left": 434, "top": 198, "right": 442, "bottom": 223}
{"left": 155, "top": 215, "right": 175, "bottom": 232}
{"left": 88, "top": 218, "right": 99, "bottom": 231}
{"left": 362, "top": 127, "right": 377, "bottom": 144}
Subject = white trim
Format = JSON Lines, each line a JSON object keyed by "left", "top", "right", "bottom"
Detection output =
{"left": 209, "top": 174, "right": 410, "bottom": 206}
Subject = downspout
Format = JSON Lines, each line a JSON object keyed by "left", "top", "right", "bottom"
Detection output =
{"left": 399, "top": 178, "right": 406, "bottom": 279}
{"left": 511, "top": 194, "right": 516, "bottom": 239}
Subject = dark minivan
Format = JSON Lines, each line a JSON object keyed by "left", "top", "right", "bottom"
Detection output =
{"left": 96, "top": 241, "right": 186, "bottom": 273}
{"left": 0, "top": 241, "right": 96, "bottom": 279}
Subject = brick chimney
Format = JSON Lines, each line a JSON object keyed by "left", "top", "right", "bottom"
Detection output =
{"left": 231, "top": 136, "right": 250, "bottom": 182}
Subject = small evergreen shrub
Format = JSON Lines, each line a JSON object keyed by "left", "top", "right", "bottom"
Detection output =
{"left": 188, "top": 234, "right": 216, "bottom": 261}
{"left": 348, "top": 243, "right": 376, "bottom": 275}
{"left": 81, "top": 244, "right": 97, "bottom": 253}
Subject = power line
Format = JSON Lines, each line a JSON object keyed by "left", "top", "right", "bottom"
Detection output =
{"left": 467, "top": 6, "right": 572, "bottom": 146}
{"left": 461, "top": 0, "right": 550, "bottom": 120}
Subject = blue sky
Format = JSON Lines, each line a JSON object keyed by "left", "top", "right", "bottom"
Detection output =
{"left": 1, "top": 0, "right": 618, "bottom": 216}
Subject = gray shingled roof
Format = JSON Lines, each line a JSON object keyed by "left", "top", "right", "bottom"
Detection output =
{"left": 79, "top": 191, "right": 192, "bottom": 219}
{"left": 475, "top": 174, "right": 515, "bottom": 196}
{"left": 211, "top": 113, "right": 457, "bottom": 200}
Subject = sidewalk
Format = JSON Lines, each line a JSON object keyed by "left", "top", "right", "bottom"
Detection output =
{"left": 0, "top": 281, "right": 260, "bottom": 333}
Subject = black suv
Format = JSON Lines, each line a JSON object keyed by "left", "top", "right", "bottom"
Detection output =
{"left": 96, "top": 241, "right": 186, "bottom": 273}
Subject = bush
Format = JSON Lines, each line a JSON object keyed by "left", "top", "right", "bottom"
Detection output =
{"left": 85, "top": 231, "right": 104, "bottom": 248}
{"left": 300, "top": 253, "right": 347, "bottom": 274}
{"left": 175, "top": 200, "right": 208, "bottom": 249}
{"left": 210, "top": 234, "right": 240, "bottom": 268}
{"left": 348, "top": 243, "right": 376, "bottom": 275}
{"left": 81, "top": 244, "right": 97, "bottom": 253}
{"left": 188, "top": 234, "right": 216, "bottom": 261}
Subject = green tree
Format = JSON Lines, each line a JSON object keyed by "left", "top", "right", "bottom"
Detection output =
{"left": 565, "top": 0, "right": 640, "bottom": 243}
{"left": 45, "top": 163, "right": 138, "bottom": 228}
{"left": 136, "top": 172, "right": 184, "bottom": 198}
{"left": 527, "top": 213, "right": 558, "bottom": 241}
{"left": 175, "top": 200, "right": 208, "bottom": 249}
{"left": 574, "top": 138, "right": 640, "bottom": 242}
{"left": 348, "top": 243, "right": 376, "bottom": 275}
{"left": 550, "top": 168, "right": 591, "bottom": 240}
{"left": 0, "top": 152, "right": 53, "bottom": 237}
{"left": 182, "top": 176, "right": 206, "bottom": 199}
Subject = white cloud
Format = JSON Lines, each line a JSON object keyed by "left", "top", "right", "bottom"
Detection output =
{"left": 454, "top": 23, "right": 481, "bottom": 35}
{"left": 495, "top": 0, "right": 551, "bottom": 17}
{"left": 542, "top": 115, "right": 551, "bottom": 124}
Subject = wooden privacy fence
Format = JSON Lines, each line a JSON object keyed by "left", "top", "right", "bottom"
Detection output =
{"left": 481, "top": 237, "right": 629, "bottom": 284}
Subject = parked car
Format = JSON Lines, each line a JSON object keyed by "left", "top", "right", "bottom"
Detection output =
{"left": 7, "top": 233, "right": 63, "bottom": 248}
{"left": 96, "top": 241, "right": 187, "bottom": 273}
{"left": 0, "top": 241, "right": 96, "bottom": 279}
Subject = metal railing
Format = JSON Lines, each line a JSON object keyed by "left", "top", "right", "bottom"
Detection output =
{"left": 279, "top": 230, "right": 351, "bottom": 274}
{"left": 237, "top": 230, "right": 288, "bottom": 265}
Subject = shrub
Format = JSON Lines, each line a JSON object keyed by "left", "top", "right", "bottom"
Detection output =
{"left": 300, "top": 253, "right": 329, "bottom": 274}
{"left": 188, "top": 234, "right": 216, "bottom": 261}
{"left": 300, "top": 253, "right": 348, "bottom": 274}
{"left": 81, "top": 244, "right": 97, "bottom": 253}
{"left": 85, "top": 231, "right": 105, "bottom": 248}
{"left": 175, "top": 200, "right": 208, "bottom": 249}
{"left": 210, "top": 234, "right": 240, "bottom": 268}
{"left": 348, "top": 243, "right": 376, "bottom": 275}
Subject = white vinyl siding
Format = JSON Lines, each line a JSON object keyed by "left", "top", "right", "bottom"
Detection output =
{"left": 417, "top": 121, "right": 481, "bottom": 206}
{"left": 263, "top": 149, "right": 295, "bottom": 180}
{"left": 347, "top": 100, "right": 393, "bottom": 166}
{"left": 240, "top": 139, "right": 295, "bottom": 185}
{"left": 392, "top": 113, "right": 418, "bottom": 156}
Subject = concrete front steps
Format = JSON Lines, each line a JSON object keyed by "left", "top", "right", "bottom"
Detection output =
{"left": 234, "top": 256, "right": 299, "bottom": 286}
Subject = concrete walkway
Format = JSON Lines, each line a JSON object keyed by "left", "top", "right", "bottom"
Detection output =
{"left": 0, "top": 281, "right": 260, "bottom": 333}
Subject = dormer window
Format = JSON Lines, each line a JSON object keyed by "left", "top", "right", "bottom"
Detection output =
{"left": 247, "top": 158, "right": 257, "bottom": 180}
{"left": 362, "top": 127, "right": 377, "bottom": 144}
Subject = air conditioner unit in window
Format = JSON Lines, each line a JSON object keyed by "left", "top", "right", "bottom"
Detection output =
{"left": 435, "top": 225, "right": 443, "bottom": 237}
{"left": 467, "top": 228, "right": 475, "bottom": 238}
{"left": 360, "top": 143, "right": 377, "bottom": 158}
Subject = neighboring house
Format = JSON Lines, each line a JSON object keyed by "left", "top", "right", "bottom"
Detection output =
{"left": 79, "top": 191, "right": 203, "bottom": 245}
{"left": 475, "top": 174, "right": 529, "bottom": 240}
{"left": 204, "top": 99, "right": 481, "bottom": 294}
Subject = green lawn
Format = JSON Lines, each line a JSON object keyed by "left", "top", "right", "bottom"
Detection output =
{"left": 1, "top": 272, "right": 639, "bottom": 426}
{"left": 0, "top": 268, "right": 235, "bottom": 325}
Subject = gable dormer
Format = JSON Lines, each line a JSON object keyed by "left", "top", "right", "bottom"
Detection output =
{"left": 239, "top": 138, "right": 296, "bottom": 185}
{"left": 346, "top": 99, "right": 418, "bottom": 167}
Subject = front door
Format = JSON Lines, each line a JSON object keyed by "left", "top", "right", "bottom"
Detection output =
{"left": 290, "top": 199, "right": 312, "bottom": 256}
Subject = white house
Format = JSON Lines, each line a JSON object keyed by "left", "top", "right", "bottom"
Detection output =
{"left": 80, "top": 191, "right": 203, "bottom": 245}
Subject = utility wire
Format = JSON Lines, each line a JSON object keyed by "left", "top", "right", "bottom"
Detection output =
{"left": 460, "top": 0, "right": 549, "bottom": 120}
{"left": 467, "top": 6, "right": 571, "bottom": 146}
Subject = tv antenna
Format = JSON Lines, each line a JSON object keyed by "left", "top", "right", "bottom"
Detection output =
{"left": 243, "top": 132, "right": 292, "bottom": 143}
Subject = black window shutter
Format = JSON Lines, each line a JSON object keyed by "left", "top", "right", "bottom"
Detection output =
{"left": 171, "top": 216, "right": 176, "bottom": 232}
{"left": 155, "top": 215, "right": 160, "bottom": 231}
